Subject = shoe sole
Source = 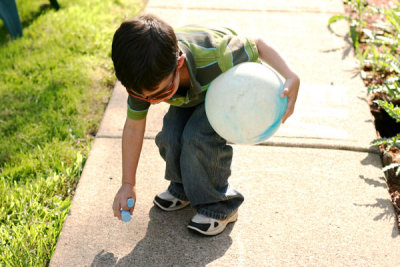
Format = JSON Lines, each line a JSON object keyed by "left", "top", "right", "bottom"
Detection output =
{"left": 153, "top": 199, "right": 190, "bottom": 211}
{"left": 187, "top": 212, "right": 238, "bottom": 236}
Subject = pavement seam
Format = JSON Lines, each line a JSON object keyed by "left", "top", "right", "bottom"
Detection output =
{"left": 256, "top": 141, "right": 379, "bottom": 154}
{"left": 95, "top": 135, "right": 379, "bottom": 154}
{"left": 147, "top": 5, "right": 340, "bottom": 15}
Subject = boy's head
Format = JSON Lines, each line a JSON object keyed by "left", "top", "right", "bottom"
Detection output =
{"left": 112, "top": 14, "right": 179, "bottom": 97}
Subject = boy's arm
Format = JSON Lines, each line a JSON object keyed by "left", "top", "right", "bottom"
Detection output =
{"left": 254, "top": 37, "right": 300, "bottom": 123}
{"left": 112, "top": 116, "right": 146, "bottom": 220}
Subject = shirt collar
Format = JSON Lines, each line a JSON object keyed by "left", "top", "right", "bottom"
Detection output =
{"left": 178, "top": 42, "right": 202, "bottom": 98}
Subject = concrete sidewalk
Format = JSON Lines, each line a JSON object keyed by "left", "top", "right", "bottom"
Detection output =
{"left": 50, "top": 0, "right": 400, "bottom": 266}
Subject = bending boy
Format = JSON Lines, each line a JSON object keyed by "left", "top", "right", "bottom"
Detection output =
{"left": 111, "top": 14, "right": 300, "bottom": 236}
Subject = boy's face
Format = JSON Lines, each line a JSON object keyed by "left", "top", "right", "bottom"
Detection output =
{"left": 133, "top": 54, "right": 186, "bottom": 104}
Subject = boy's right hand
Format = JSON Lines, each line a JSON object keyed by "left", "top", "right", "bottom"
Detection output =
{"left": 112, "top": 183, "right": 136, "bottom": 221}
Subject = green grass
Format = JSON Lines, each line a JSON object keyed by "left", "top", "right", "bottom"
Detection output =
{"left": 0, "top": 0, "right": 143, "bottom": 265}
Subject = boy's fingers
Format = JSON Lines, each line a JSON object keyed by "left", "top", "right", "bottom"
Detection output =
{"left": 116, "top": 199, "right": 136, "bottom": 217}
{"left": 280, "top": 88, "right": 289, "bottom": 98}
{"left": 281, "top": 99, "right": 295, "bottom": 123}
{"left": 280, "top": 88, "right": 289, "bottom": 123}
{"left": 112, "top": 201, "right": 122, "bottom": 220}
{"left": 126, "top": 198, "right": 135, "bottom": 214}
{"left": 113, "top": 210, "right": 121, "bottom": 220}
{"left": 128, "top": 204, "right": 135, "bottom": 215}
{"left": 121, "top": 203, "right": 128, "bottom": 211}
{"left": 282, "top": 111, "right": 289, "bottom": 124}
{"left": 282, "top": 114, "right": 288, "bottom": 124}
{"left": 282, "top": 109, "right": 293, "bottom": 123}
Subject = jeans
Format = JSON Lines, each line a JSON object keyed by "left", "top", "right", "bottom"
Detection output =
{"left": 155, "top": 103, "right": 244, "bottom": 220}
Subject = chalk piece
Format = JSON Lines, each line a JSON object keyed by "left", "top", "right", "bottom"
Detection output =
{"left": 127, "top": 198, "right": 134, "bottom": 208}
{"left": 121, "top": 210, "right": 131, "bottom": 222}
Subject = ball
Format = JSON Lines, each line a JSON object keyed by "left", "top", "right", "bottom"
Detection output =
{"left": 205, "top": 62, "right": 287, "bottom": 144}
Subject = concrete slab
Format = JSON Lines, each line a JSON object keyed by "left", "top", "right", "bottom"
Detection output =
{"left": 93, "top": 1, "right": 377, "bottom": 149}
{"left": 50, "top": 139, "right": 399, "bottom": 266}
{"left": 146, "top": 4, "right": 353, "bottom": 85}
{"left": 98, "top": 79, "right": 376, "bottom": 155}
{"left": 142, "top": 6, "right": 376, "bottom": 148}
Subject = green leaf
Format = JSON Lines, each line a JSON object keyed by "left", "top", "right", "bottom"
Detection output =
{"left": 375, "top": 100, "right": 400, "bottom": 122}
{"left": 371, "top": 137, "right": 393, "bottom": 146}
{"left": 328, "top": 14, "right": 351, "bottom": 25}
{"left": 350, "top": 24, "right": 360, "bottom": 48}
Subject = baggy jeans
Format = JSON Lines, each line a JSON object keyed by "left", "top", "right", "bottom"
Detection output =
{"left": 155, "top": 103, "right": 244, "bottom": 220}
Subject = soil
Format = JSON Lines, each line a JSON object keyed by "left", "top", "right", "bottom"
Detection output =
{"left": 344, "top": 0, "right": 400, "bottom": 230}
{"left": 369, "top": 94, "right": 400, "bottom": 138}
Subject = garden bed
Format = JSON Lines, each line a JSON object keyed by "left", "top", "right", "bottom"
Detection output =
{"left": 342, "top": 0, "right": 400, "bottom": 229}
{"left": 369, "top": 94, "right": 400, "bottom": 224}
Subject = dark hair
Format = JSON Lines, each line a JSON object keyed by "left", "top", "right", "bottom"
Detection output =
{"left": 111, "top": 14, "right": 178, "bottom": 94}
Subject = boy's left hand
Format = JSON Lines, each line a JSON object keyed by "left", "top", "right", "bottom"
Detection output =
{"left": 280, "top": 75, "right": 300, "bottom": 124}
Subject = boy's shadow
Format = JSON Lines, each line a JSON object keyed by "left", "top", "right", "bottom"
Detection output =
{"left": 92, "top": 206, "right": 234, "bottom": 266}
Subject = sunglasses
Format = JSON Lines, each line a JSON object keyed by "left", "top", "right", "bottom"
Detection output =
{"left": 127, "top": 67, "right": 179, "bottom": 103}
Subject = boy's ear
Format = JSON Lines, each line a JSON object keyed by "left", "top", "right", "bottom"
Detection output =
{"left": 177, "top": 54, "right": 186, "bottom": 69}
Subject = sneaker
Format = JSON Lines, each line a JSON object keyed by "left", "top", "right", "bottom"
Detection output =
{"left": 187, "top": 211, "right": 238, "bottom": 236}
{"left": 153, "top": 190, "right": 190, "bottom": 211}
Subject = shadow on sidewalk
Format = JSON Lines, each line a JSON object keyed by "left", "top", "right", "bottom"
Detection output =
{"left": 353, "top": 196, "right": 399, "bottom": 238}
{"left": 359, "top": 153, "right": 399, "bottom": 238}
{"left": 91, "top": 206, "right": 234, "bottom": 266}
{"left": 360, "top": 152, "right": 382, "bottom": 169}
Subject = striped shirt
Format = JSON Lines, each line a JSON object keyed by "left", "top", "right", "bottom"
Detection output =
{"left": 127, "top": 25, "right": 259, "bottom": 120}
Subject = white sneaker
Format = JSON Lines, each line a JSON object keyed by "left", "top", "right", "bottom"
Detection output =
{"left": 187, "top": 211, "right": 238, "bottom": 236}
{"left": 153, "top": 190, "right": 190, "bottom": 211}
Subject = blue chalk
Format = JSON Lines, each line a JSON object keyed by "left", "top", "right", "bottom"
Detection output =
{"left": 121, "top": 198, "right": 134, "bottom": 222}
{"left": 121, "top": 210, "right": 131, "bottom": 222}
{"left": 127, "top": 198, "right": 134, "bottom": 208}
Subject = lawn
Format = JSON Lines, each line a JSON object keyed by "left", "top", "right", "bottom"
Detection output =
{"left": 0, "top": 0, "right": 143, "bottom": 265}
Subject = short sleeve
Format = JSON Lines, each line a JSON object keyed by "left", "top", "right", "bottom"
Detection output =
{"left": 216, "top": 35, "right": 259, "bottom": 73}
{"left": 127, "top": 95, "right": 151, "bottom": 120}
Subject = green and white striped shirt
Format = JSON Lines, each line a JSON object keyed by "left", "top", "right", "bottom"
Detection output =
{"left": 127, "top": 25, "right": 259, "bottom": 120}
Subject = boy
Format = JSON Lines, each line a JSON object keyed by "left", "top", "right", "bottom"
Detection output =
{"left": 111, "top": 14, "right": 300, "bottom": 236}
